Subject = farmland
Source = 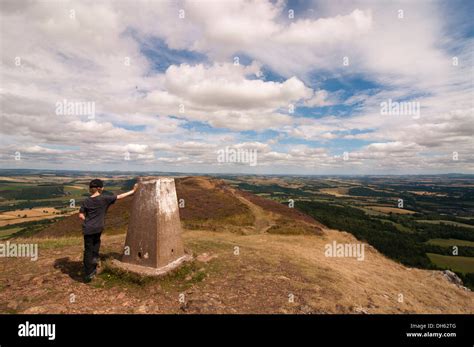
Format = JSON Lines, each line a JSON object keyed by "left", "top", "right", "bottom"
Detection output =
{"left": 227, "top": 174, "right": 474, "bottom": 288}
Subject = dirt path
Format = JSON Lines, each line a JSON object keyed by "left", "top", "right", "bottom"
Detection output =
{"left": 230, "top": 188, "right": 278, "bottom": 233}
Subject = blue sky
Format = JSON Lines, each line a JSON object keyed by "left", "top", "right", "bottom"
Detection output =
{"left": 0, "top": 0, "right": 473, "bottom": 174}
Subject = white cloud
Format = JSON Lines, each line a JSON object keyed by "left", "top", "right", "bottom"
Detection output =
{"left": 276, "top": 9, "right": 372, "bottom": 45}
{"left": 164, "top": 63, "right": 312, "bottom": 109}
{"left": 0, "top": 0, "right": 472, "bottom": 174}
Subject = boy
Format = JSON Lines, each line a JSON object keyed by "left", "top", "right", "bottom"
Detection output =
{"left": 79, "top": 179, "right": 137, "bottom": 282}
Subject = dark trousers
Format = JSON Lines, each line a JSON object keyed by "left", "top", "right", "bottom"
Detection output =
{"left": 83, "top": 233, "right": 101, "bottom": 276}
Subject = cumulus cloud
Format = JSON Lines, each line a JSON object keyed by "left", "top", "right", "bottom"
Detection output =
{"left": 0, "top": 0, "right": 472, "bottom": 174}
{"left": 164, "top": 63, "right": 312, "bottom": 109}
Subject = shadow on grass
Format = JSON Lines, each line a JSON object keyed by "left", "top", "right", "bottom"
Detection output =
{"left": 53, "top": 257, "right": 83, "bottom": 283}
{"left": 100, "top": 251, "right": 122, "bottom": 261}
{"left": 53, "top": 252, "right": 122, "bottom": 284}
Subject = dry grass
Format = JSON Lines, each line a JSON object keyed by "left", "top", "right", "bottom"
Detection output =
{"left": 0, "top": 208, "right": 73, "bottom": 227}
{"left": 1, "top": 230, "right": 472, "bottom": 314}
{"left": 319, "top": 188, "right": 350, "bottom": 197}
{"left": 175, "top": 177, "right": 253, "bottom": 225}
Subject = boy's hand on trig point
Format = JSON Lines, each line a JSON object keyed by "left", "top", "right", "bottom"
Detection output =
{"left": 117, "top": 183, "right": 138, "bottom": 200}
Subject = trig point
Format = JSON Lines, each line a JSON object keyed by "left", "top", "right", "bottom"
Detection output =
{"left": 112, "top": 176, "right": 191, "bottom": 276}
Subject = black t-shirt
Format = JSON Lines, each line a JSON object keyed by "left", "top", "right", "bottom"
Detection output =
{"left": 79, "top": 194, "right": 117, "bottom": 235}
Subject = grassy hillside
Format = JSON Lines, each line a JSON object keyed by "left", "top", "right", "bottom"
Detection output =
{"left": 1, "top": 229, "right": 472, "bottom": 314}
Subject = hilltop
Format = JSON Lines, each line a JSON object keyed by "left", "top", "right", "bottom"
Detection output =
{"left": 31, "top": 176, "right": 322, "bottom": 238}
{"left": 0, "top": 177, "right": 472, "bottom": 314}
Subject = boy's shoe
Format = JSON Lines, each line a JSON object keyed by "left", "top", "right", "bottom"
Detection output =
{"left": 84, "top": 269, "right": 97, "bottom": 283}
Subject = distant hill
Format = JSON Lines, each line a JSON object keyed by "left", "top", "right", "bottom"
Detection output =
{"left": 30, "top": 176, "right": 322, "bottom": 238}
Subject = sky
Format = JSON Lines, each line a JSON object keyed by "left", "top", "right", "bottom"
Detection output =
{"left": 0, "top": 0, "right": 473, "bottom": 175}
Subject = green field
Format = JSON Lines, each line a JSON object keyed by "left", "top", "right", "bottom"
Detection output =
{"left": 0, "top": 184, "right": 35, "bottom": 191}
{"left": 426, "top": 238, "right": 474, "bottom": 247}
{"left": 353, "top": 206, "right": 386, "bottom": 216}
{"left": 427, "top": 253, "right": 474, "bottom": 274}
{"left": 0, "top": 227, "right": 23, "bottom": 239}
{"left": 375, "top": 218, "right": 413, "bottom": 233}
{"left": 416, "top": 220, "right": 474, "bottom": 229}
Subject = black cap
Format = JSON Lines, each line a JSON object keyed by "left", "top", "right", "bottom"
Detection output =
{"left": 89, "top": 179, "right": 104, "bottom": 188}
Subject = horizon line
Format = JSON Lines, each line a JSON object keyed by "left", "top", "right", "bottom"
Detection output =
{"left": 0, "top": 168, "right": 473, "bottom": 177}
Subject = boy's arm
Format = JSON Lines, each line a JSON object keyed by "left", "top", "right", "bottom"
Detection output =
{"left": 117, "top": 183, "right": 138, "bottom": 200}
{"left": 79, "top": 203, "right": 86, "bottom": 220}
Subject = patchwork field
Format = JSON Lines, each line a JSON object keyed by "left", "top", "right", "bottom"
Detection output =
{"left": 230, "top": 174, "right": 474, "bottom": 289}
{"left": 416, "top": 220, "right": 474, "bottom": 229}
{"left": 0, "top": 207, "right": 68, "bottom": 227}
{"left": 427, "top": 238, "right": 474, "bottom": 247}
